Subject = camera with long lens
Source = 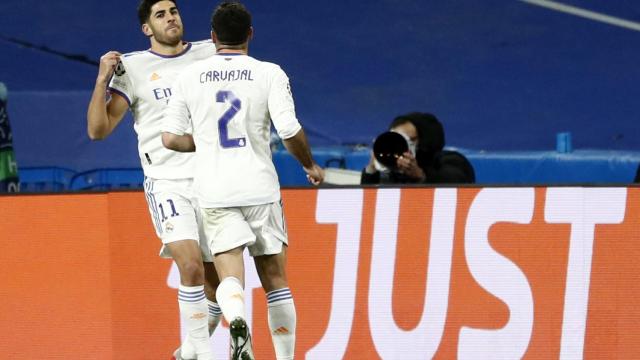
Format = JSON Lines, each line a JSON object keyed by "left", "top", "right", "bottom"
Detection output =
{"left": 372, "top": 131, "right": 410, "bottom": 172}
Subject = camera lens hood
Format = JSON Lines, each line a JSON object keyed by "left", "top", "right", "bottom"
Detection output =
{"left": 373, "top": 131, "right": 409, "bottom": 169}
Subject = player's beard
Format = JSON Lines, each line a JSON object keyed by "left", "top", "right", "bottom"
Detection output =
{"left": 150, "top": 24, "right": 183, "bottom": 47}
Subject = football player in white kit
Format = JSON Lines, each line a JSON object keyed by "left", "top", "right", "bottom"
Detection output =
{"left": 162, "top": 2, "right": 324, "bottom": 359}
{"left": 86, "top": 1, "right": 220, "bottom": 359}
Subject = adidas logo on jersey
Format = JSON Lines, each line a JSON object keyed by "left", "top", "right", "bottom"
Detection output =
{"left": 150, "top": 72, "right": 162, "bottom": 81}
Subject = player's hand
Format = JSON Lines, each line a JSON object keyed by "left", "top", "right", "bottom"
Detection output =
{"left": 303, "top": 163, "right": 324, "bottom": 185}
{"left": 97, "top": 51, "right": 122, "bottom": 84}
{"left": 396, "top": 151, "right": 426, "bottom": 181}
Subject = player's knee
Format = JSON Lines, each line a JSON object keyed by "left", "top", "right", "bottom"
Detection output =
{"left": 260, "top": 267, "right": 288, "bottom": 292}
{"left": 266, "top": 266, "right": 286, "bottom": 280}
{"left": 259, "top": 258, "right": 287, "bottom": 278}
{"left": 179, "top": 260, "right": 205, "bottom": 283}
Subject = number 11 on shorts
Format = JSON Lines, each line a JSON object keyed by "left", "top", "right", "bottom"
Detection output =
{"left": 158, "top": 199, "right": 179, "bottom": 222}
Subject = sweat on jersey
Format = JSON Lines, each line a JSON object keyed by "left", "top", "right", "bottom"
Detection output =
{"left": 162, "top": 53, "right": 302, "bottom": 208}
{"left": 108, "top": 40, "right": 216, "bottom": 180}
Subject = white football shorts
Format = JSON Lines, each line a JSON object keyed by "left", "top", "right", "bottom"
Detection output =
{"left": 143, "top": 177, "right": 212, "bottom": 262}
{"left": 201, "top": 201, "right": 288, "bottom": 257}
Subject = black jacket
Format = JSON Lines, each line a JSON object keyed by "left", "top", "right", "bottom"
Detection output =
{"left": 361, "top": 149, "right": 475, "bottom": 184}
{"left": 361, "top": 112, "right": 475, "bottom": 185}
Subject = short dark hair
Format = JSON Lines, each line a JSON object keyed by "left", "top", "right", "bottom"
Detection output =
{"left": 137, "top": 0, "right": 177, "bottom": 25}
{"left": 211, "top": 2, "right": 252, "bottom": 45}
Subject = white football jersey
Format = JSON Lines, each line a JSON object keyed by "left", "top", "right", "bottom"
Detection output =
{"left": 163, "top": 53, "right": 302, "bottom": 207}
{"left": 108, "top": 40, "right": 216, "bottom": 179}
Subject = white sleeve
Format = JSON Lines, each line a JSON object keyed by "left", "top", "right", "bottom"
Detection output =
{"left": 107, "top": 60, "right": 134, "bottom": 106}
{"left": 162, "top": 75, "right": 191, "bottom": 135}
{"left": 268, "top": 66, "right": 302, "bottom": 140}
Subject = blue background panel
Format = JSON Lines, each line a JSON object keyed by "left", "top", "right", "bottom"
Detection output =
{"left": 1, "top": 0, "right": 639, "bottom": 155}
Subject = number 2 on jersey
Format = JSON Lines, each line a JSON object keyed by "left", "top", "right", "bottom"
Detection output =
{"left": 217, "top": 90, "right": 246, "bottom": 148}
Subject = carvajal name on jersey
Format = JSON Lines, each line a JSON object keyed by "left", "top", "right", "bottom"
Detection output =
{"left": 200, "top": 70, "right": 254, "bottom": 83}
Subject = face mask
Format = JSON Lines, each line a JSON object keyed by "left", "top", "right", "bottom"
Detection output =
{"left": 407, "top": 140, "right": 417, "bottom": 157}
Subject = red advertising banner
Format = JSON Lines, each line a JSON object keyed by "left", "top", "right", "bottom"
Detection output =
{"left": 0, "top": 187, "right": 638, "bottom": 359}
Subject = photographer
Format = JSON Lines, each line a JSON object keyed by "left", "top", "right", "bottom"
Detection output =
{"left": 361, "top": 112, "right": 475, "bottom": 184}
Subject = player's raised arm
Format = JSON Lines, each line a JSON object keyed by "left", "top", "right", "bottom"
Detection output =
{"left": 87, "top": 51, "right": 129, "bottom": 140}
{"left": 282, "top": 128, "right": 324, "bottom": 185}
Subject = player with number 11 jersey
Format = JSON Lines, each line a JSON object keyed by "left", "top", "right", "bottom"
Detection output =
{"left": 109, "top": 40, "right": 215, "bottom": 178}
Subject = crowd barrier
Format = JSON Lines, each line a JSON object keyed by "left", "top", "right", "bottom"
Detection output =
{"left": 464, "top": 149, "right": 640, "bottom": 184}
{"left": 17, "top": 166, "right": 76, "bottom": 192}
{"left": 1, "top": 186, "right": 639, "bottom": 358}
{"left": 17, "top": 149, "right": 640, "bottom": 191}
{"left": 18, "top": 167, "right": 143, "bottom": 192}
{"left": 69, "top": 168, "right": 144, "bottom": 191}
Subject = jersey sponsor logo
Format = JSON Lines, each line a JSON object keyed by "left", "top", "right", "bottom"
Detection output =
{"left": 153, "top": 87, "right": 172, "bottom": 101}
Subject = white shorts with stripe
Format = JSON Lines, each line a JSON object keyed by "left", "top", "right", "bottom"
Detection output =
{"left": 201, "top": 201, "right": 288, "bottom": 257}
{"left": 143, "top": 177, "right": 212, "bottom": 262}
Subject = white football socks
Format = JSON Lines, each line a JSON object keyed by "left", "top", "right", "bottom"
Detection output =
{"left": 178, "top": 284, "right": 213, "bottom": 359}
{"left": 180, "top": 299, "right": 221, "bottom": 357}
{"left": 267, "top": 287, "right": 296, "bottom": 360}
{"left": 207, "top": 299, "right": 222, "bottom": 335}
{"left": 215, "top": 276, "right": 246, "bottom": 323}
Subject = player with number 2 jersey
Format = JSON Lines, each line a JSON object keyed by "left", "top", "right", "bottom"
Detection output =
{"left": 163, "top": 53, "right": 301, "bottom": 207}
